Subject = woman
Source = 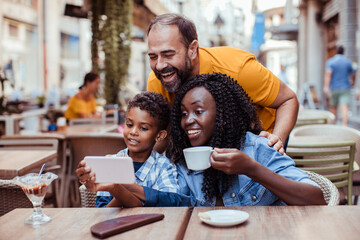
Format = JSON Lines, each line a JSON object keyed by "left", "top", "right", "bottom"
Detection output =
{"left": 167, "top": 73, "right": 326, "bottom": 206}
{"left": 64, "top": 72, "right": 101, "bottom": 120}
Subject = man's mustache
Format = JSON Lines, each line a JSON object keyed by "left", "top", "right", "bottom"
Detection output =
{"left": 155, "top": 67, "right": 178, "bottom": 76}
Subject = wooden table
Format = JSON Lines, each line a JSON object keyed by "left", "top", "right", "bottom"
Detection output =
{"left": 185, "top": 206, "right": 360, "bottom": 240}
{"left": 0, "top": 149, "right": 57, "bottom": 179}
{"left": 0, "top": 207, "right": 191, "bottom": 240}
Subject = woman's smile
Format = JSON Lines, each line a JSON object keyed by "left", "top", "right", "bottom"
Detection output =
{"left": 181, "top": 87, "right": 216, "bottom": 146}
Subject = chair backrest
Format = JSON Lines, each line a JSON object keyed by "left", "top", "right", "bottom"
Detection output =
{"left": 290, "top": 124, "right": 360, "bottom": 165}
{"left": 0, "top": 179, "right": 32, "bottom": 216}
{"left": 68, "top": 118, "right": 103, "bottom": 126}
{"left": 69, "top": 116, "right": 117, "bottom": 126}
{"left": 0, "top": 139, "right": 58, "bottom": 150}
{"left": 79, "top": 184, "right": 96, "bottom": 208}
{"left": 304, "top": 170, "right": 340, "bottom": 206}
{"left": 67, "top": 133, "right": 126, "bottom": 175}
{"left": 295, "top": 109, "right": 335, "bottom": 128}
{"left": 287, "top": 140, "right": 355, "bottom": 205}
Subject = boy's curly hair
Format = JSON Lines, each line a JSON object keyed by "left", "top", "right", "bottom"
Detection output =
{"left": 167, "top": 73, "right": 263, "bottom": 201}
{"left": 127, "top": 91, "right": 170, "bottom": 130}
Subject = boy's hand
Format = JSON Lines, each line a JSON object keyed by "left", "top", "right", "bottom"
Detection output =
{"left": 76, "top": 160, "right": 115, "bottom": 192}
{"left": 76, "top": 160, "right": 97, "bottom": 192}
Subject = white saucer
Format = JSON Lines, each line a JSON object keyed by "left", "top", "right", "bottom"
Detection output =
{"left": 199, "top": 209, "right": 249, "bottom": 227}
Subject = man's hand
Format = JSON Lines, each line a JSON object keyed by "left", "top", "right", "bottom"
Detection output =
{"left": 259, "top": 131, "right": 285, "bottom": 155}
{"left": 323, "top": 86, "right": 331, "bottom": 97}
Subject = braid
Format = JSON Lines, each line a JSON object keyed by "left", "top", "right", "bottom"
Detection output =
{"left": 167, "top": 73, "right": 263, "bottom": 201}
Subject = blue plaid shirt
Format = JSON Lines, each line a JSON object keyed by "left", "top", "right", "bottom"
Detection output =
{"left": 96, "top": 148, "right": 182, "bottom": 207}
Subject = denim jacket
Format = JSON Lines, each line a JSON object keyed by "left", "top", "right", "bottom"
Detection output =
{"left": 177, "top": 132, "right": 319, "bottom": 206}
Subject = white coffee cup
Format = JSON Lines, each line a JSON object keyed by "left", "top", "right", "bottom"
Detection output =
{"left": 183, "top": 146, "right": 213, "bottom": 171}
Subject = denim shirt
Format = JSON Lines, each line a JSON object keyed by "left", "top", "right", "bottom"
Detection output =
{"left": 177, "top": 132, "right": 319, "bottom": 207}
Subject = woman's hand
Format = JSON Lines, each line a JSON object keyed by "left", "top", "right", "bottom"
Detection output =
{"left": 210, "top": 148, "right": 258, "bottom": 175}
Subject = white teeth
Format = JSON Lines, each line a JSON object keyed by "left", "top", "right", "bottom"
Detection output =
{"left": 161, "top": 72, "right": 173, "bottom": 77}
{"left": 187, "top": 130, "right": 200, "bottom": 135}
{"left": 129, "top": 139, "right": 139, "bottom": 143}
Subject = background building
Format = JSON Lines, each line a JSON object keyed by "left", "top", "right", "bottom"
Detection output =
{"left": 297, "top": 0, "right": 359, "bottom": 111}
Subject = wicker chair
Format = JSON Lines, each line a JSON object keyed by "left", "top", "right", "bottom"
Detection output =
{"left": 79, "top": 184, "right": 96, "bottom": 208}
{"left": 0, "top": 179, "right": 32, "bottom": 216}
{"left": 305, "top": 170, "right": 340, "bottom": 206}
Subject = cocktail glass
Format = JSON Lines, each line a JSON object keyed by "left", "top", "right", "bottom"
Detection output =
{"left": 13, "top": 172, "right": 58, "bottom": 226}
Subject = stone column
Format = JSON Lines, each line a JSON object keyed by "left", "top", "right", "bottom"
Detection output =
{"left": 79, "top": 19, "right": 91, "bottom": 76}
{"left": 37, "top": 0, "right": 45, "bottom": 93}
{"left": 0, "top": 0, "right": 3, "bottom": 67}
{"left": 306, "top": 0, "right": 325, "bottom": 107}
{"left": 44, "top": 0, "right": 60, "bottom": 90}
{"left": 338, "top": 0, "right": 357, "bottom": 62}
{"left": 297, "top": 0, "right": 307, "bottom": 95}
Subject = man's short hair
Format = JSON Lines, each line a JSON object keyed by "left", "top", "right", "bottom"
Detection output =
{"left": 147, "top": 13, "right": 198, "bottom": 49}
{"left": 337, "top": 45, "right": 344, "bottom": 54}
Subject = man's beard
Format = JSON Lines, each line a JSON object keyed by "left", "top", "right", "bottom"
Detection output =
{"left": 154, "top": 55, "right": 192, "bottom": 93}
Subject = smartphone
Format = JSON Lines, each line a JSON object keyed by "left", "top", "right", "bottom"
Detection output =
{"left": 84, "top": 156, "right": 135, "bottom": 184}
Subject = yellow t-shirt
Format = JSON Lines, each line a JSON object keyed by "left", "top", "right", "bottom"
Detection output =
{"left": 147, "top": 46, "right": 280, "bottom": 132}
{"left": 64, "top": 96, "right": 97, "bottom": 120}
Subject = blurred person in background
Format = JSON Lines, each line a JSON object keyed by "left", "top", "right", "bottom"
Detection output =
{"left": 65, "top": 71, "right": 101, "bottom": 120}
{"left": 324, "top": 46, "right": 356, "bottom": 126}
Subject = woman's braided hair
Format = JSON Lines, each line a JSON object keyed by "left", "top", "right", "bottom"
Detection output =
{"left": 167, "top": 73, "right": 263, "bottom": 201}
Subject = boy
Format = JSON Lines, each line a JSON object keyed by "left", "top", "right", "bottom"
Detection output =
{"left": 76, "top": 92, "right": 187, "bottom": 207}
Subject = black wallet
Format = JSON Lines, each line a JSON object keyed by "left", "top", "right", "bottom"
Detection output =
{"left": 91, "top": 213, "right": 165, "bottom": 239}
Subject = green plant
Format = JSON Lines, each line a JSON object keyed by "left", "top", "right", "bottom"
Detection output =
{"left": 90, "top": 0, "right": 132, "bottom": 105}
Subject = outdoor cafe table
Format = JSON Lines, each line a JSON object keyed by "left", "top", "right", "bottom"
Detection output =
{"left": 0, "top": 207, "right": 191, "bottom": 240}
{"left": 0, "top": 149, "right": 57, "bottom": 179}
{"left": 185, "top": 206, "right": 360, "bottom": 240}
{"left": 1, "top": 206, "right": 360, "bottom": 239}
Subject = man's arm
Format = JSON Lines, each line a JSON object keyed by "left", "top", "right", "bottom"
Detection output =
{"left": 324, "top": 70, "right": 332, "bottom": 96}
{"left": 350, "top": 72, "right": 356, "bottom": 86}
{"left": 266, "top": 81, "right": 299, "bottom": 153}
